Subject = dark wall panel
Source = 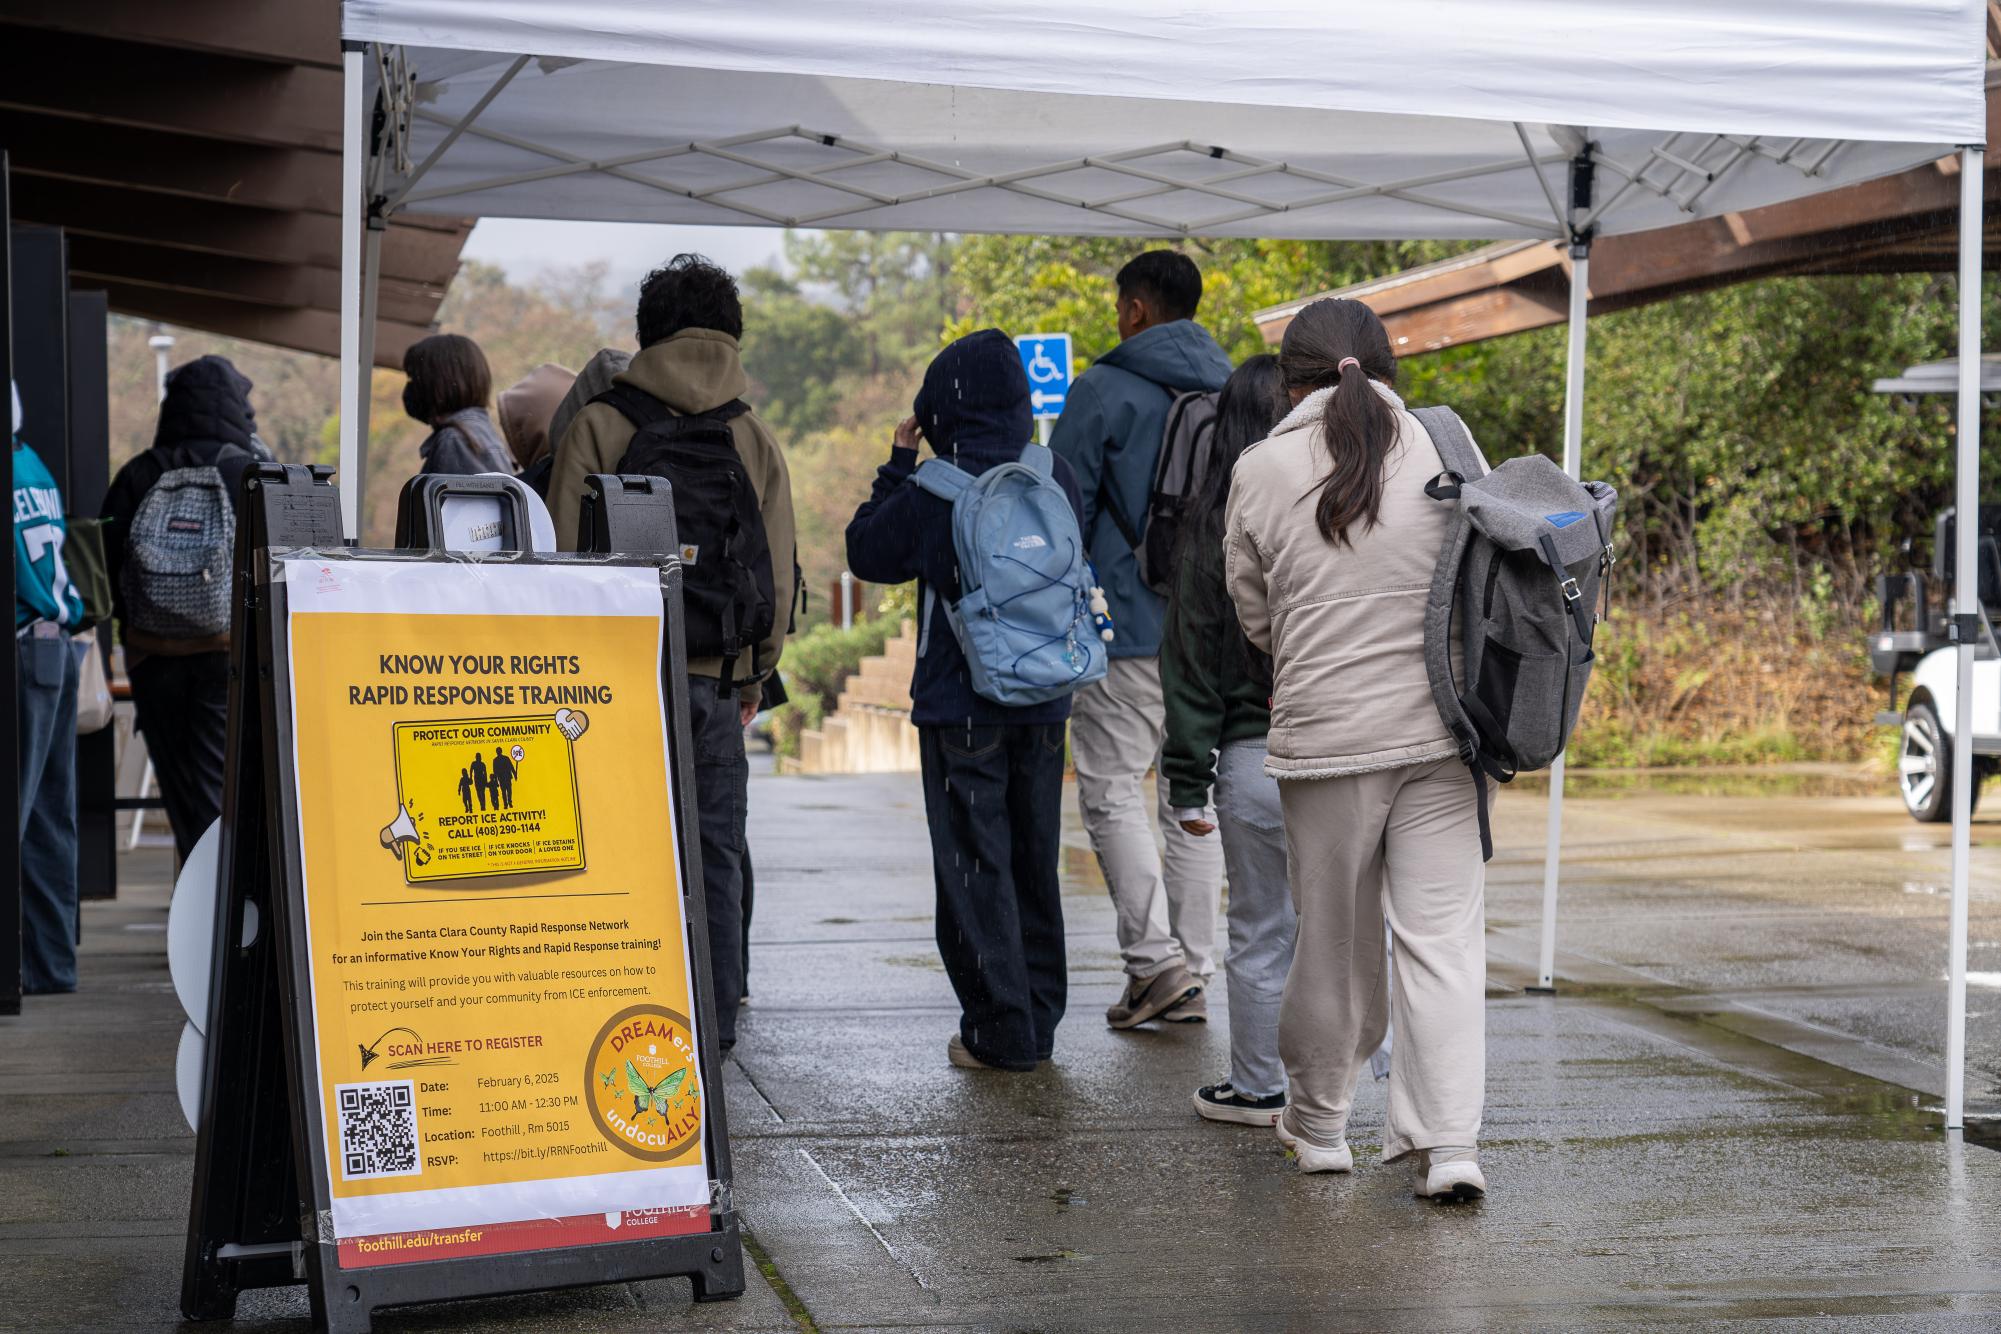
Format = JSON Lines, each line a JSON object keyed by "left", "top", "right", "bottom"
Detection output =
{"left": 69, "top": 288, "right": 114, "bottom": 902}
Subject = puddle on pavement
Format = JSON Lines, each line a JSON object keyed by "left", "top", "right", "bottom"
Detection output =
{"left": 1013, "top": 1249, "right": 1087, "bottom": 1264}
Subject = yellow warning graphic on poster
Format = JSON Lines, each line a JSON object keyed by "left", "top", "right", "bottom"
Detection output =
{"left": 384, "top": 712, "right": 588, "bottom": 883}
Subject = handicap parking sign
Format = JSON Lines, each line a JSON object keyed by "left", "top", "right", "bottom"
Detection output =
{"left": 1015, "top": 333, "right": 1073, "bottom": 420}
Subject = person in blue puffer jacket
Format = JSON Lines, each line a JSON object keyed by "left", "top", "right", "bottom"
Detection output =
{"left": 846, "top": 328, "right": 1084, "bottom": 1073}
{"left": 1048, "top": 251, "right": 1234, "bottom": 1033}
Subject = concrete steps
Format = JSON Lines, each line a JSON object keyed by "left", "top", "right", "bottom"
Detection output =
{"left": 785, "top": 620, "right": 921, "bottom": 774}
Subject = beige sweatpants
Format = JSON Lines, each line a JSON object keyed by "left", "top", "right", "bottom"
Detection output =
{"left": 1071, "top": 656, "right": 1224, "bottom": 981}
{"left": 1277, "top": 759, "right": 1486, "bottom": 1161}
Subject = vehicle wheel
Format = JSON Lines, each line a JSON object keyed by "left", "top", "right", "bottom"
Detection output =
{"left": 1901, "top": 700, "right": 1979, "bottom": 822}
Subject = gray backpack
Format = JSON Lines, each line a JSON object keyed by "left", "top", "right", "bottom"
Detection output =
{"left": 1136, "top": 389, "right": 1219, "bottom": 595}
{"left": 122, "top": 465, "right": 236, "bottom": 641}
{"left": 1412, "top": 407, "right": 1617, "bottom": 860}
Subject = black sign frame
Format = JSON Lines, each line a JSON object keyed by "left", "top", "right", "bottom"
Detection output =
{"left": 183, "top": 465, "right": 743, "bottom": 1332}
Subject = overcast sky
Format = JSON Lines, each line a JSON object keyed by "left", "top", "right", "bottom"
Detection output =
{"left": 461, "top": 218, "right": 794, "bottom": 295}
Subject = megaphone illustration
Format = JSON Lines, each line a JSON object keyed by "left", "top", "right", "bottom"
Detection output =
{"left": 554, "top": 708, "right": 589, "bottom": 741}
{"left": 380, "top": 803, "right": 431, "bottom": 867}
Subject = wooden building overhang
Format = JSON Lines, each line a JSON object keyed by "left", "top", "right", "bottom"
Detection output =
{"left": 2, "top": 0, "right": 469, "bottom": 365}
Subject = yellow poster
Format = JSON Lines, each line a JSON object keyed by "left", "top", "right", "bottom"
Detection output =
{"left": 281, "top": 558, "right": 709, "bottom": 1269}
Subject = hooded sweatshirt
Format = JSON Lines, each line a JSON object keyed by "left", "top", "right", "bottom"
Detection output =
{"left": 1048, "top": 318, "right": 1233, "bottom": 658}
{"left": 498, "top": 363, "right": 577, "bottom": 470}
{"left": 546, "top": 349, "right": 631, "bottom": 472}
{"left": 549, "top": 329, "right": 795, "bottom": 697}
{"left": 101, "top": 355, "right": 259, "bottom": 650}
{"left": 845, "top": 329, "right": 1086, "bottom": 727}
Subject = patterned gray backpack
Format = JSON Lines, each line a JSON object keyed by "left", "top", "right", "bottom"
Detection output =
{"left": 122, "top": 465, "right": 236, "bottom": 641}
{"left": 1412, "top": 407, "right": 1617, "bottom": 860}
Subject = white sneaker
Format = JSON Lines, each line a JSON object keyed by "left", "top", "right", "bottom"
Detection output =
{"left": 1275, "top": 1113, "right": 1353, "bottom": 1174}
{"left": 1416, "top": 1154, "right": 1486, "bottom": 1202}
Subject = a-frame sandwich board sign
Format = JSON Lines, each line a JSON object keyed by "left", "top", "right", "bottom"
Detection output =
{"left": 183, "top": 465, "right": 743, "bottom": 1332}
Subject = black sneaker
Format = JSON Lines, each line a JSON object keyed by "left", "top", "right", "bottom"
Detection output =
{"left": 1192, "top": 1080, "right": 1286, "bottom": 1127}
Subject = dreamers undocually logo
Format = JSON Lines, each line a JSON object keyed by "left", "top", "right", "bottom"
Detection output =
{"left": 583, "top": 1004, "right": 702, "bottom": 1162}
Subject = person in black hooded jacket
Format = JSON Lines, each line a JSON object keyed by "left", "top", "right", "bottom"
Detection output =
{"left": 845, "top": 328, "right": 1085, "bottom": 1072}
{"left": 101, "top": 355, "right": 258, "bottom": 859}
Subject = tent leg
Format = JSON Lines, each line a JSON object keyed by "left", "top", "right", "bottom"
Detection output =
{"left": 353, "top": 223, "right": 383, "bottom": 541}
{"left": 1947, "top": 143, "right": 1983, "bottom": 1132}
{"left": 337, "top": 44, "right": 366, "bottom": 541}
{"left": 1533, "top": 243, "right": 1590, "bottom": 994}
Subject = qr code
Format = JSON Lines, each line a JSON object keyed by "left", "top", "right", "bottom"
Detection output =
{"left": 335, "top": 1080, "right": 422, "bottom": 1180}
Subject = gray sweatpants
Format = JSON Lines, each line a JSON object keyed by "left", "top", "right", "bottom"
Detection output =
{"left": 1277, "top": 759, "right": 1486, "bottom": 1160}
{"left": 1213, "top": 740, "right": 1296, "bottom": 1099}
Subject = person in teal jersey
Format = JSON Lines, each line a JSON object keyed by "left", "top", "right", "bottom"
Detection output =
{"left": 11, "top": 381, "right": 84, "bottom": 994}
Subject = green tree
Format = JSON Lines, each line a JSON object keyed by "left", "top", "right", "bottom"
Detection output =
{"left": 739, "top": 266, "right": 867, "bottom": 439}
{"left": 943, "top": 236, "right": 1477, "bottom": 366}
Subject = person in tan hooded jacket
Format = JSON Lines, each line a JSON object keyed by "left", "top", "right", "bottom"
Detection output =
{"left": 548, "top": 254, "right": 795, "bottom": 1047}
{"left": 1225, "top": 297, "right": 1491, "bottom": 1203}
{"left": 550, "top": 266, "right": 797, "bottom": 696}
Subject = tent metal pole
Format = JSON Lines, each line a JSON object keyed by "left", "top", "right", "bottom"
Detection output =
{"left": 353, "top": 221, "right": 383, "bottom": 541}
{"left": 1947, "top": 142, "right": 1983, "bottom": 1131}
{"left": 337, "top": 44, "right": 366, "bottom": 541}
{"left": 1535, "top": 241, "right": 1589, "bottom": 994}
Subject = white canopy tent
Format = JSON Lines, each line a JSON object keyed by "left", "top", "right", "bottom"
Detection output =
{"left": 338, "top": 0, "right": 1993, "bottom": 1126}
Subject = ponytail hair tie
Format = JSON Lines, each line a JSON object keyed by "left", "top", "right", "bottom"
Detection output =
{"left": 1337, "top": 357, "right": 1361, "bottom": 374}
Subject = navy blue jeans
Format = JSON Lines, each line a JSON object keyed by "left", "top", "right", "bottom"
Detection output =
{"left": 686, "top": 675, "right": 748, "bottom": 1047}
{"left": 17, "top": 629, "right": 79, "bottom": 994}
{"left": 918, "top": 722, "right": 1068, "bottom": 1069}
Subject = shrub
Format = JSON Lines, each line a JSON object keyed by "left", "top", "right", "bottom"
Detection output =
{"left": 767, "top": 617, "right": 900, "bottom": 758}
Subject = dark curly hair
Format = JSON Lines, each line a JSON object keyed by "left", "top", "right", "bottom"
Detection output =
{"left": 635, "top": 253, "right": 743, "bottom": 347}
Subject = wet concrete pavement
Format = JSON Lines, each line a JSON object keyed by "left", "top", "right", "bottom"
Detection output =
{"left": 1486, "top": 768, "right": 2001, "bottom": 1110}
{"left": 3, "top": 767, "right": 1999, "bottom": 1330}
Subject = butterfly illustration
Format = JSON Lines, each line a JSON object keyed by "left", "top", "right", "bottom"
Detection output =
{"left": 625, "top": 1059, "right": 689, "bottom": 1119}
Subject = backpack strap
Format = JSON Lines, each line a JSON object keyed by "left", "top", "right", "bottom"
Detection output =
{"left": 592, "top": 386, "right": 750, "bottom": 431}
{"left": 912, "top": 457, "right": 974, "bottom": 502}
{"left": 1536, "top": 531, "right": 1596, "bottom": 643}
{"left": 1423, "top": 508, "right": 1480, "bottom": 763}
{"left": 591, "top": 383, "right": 671, "bottom": 430}
{"left": 1095, "top": 482, "right": 1145, "bottom": 552}
{"left": 1410, "top": 406, "right": 1488, "bottom": 487}
{"left": 1019, "top": 442, "right": 1055, "bottom": 479}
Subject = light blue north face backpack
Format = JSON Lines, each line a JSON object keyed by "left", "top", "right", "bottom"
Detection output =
{"left": 912, "top": 444, "right": 1109, "bottom": 706}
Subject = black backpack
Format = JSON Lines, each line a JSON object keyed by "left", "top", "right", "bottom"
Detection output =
{"left": 593, "top": 386, "right": 776, "bottom": 690}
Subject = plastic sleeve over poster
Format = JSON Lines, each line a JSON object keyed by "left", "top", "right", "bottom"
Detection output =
{"left": 276, "top": 554, "right": 711, "bottom": 1268}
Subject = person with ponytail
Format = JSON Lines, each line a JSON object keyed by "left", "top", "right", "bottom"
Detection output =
{"left": 1159, "top": 355, "right": 1298, "bottom": 1126}
{"left": 1224, "top": 298, "right": 1492, "bottom": 1201}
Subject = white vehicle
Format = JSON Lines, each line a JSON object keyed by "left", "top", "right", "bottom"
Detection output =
{"left": 1870, "top": 357, "right": 2001, "bottom": 822}
{"left": 1884, "top": 613, "right": 1995, "bottom": 823}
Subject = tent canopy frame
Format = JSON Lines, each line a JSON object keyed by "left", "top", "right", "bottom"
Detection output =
{"left": 330, "top": 10, "right": 1990, "bottom": 1130}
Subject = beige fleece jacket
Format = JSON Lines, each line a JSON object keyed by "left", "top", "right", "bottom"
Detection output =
{"left": 1225, "top": 382, "right": 1472, "bottom": 779}
{"left": 549, "top": 329, "right": 796, "bottom": 698}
